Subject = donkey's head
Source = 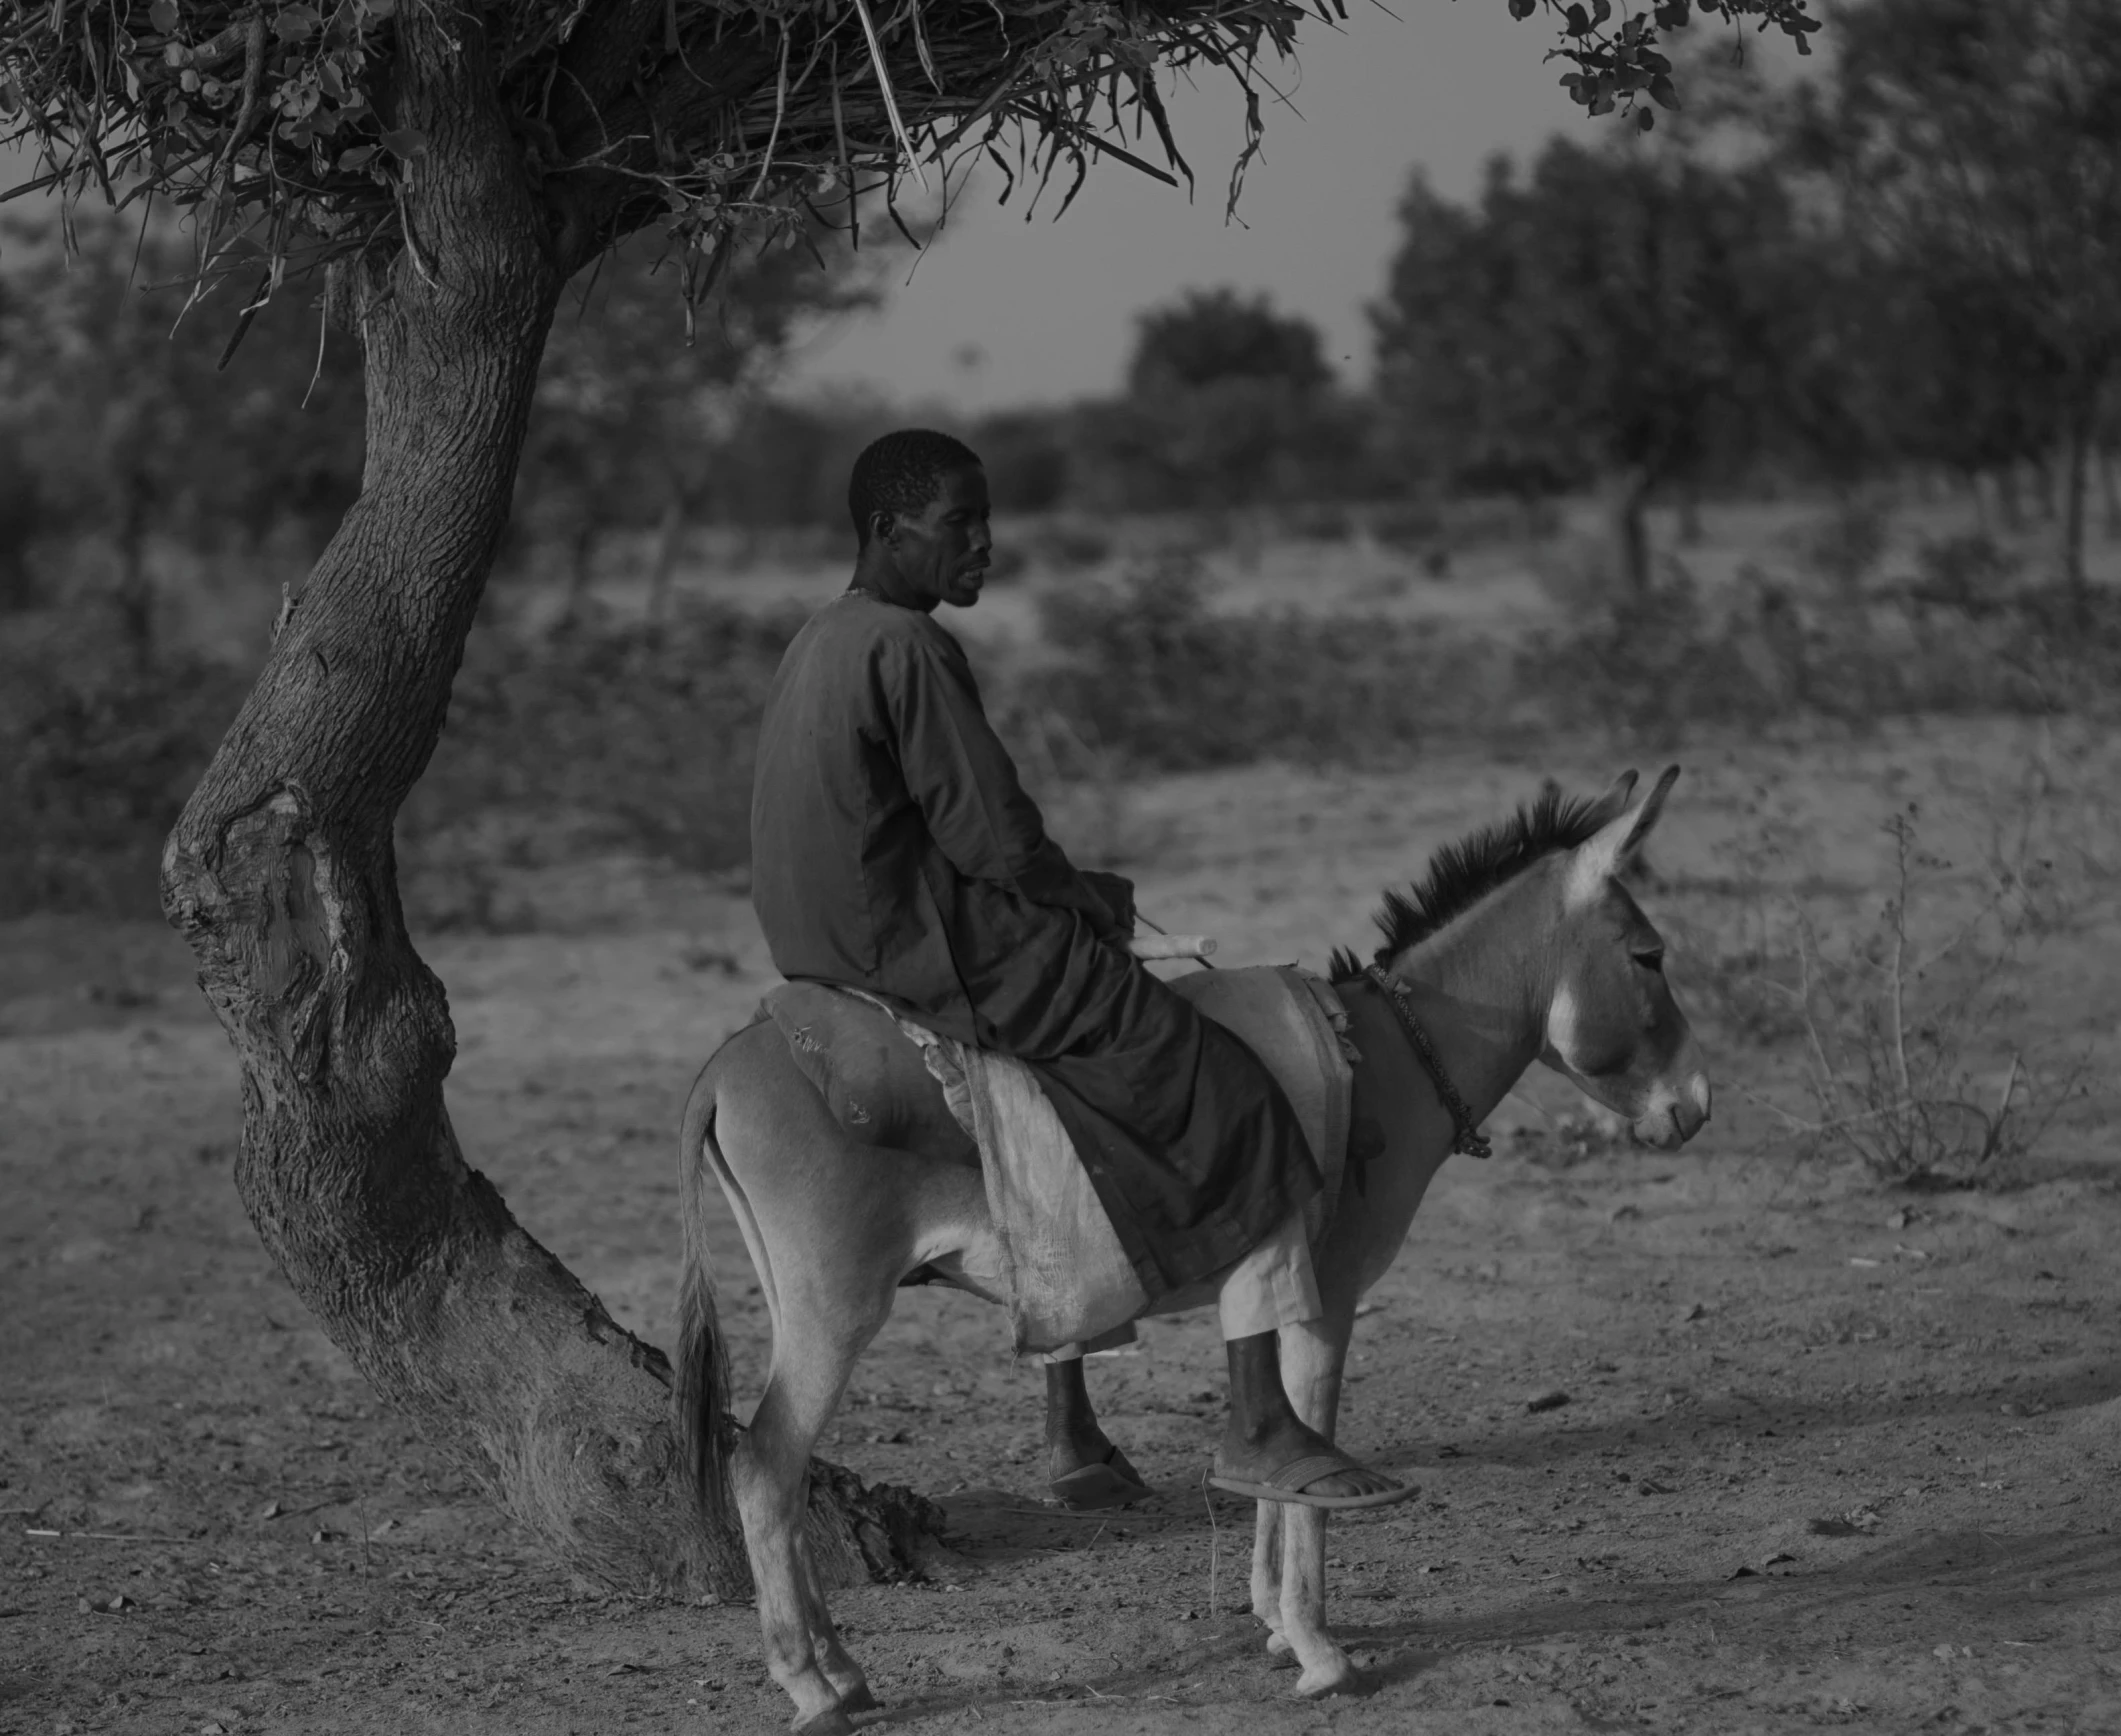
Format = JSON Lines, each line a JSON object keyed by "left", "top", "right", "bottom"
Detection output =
{"left": 1538, "top": 767, "right": 1710, "bottom": 1151}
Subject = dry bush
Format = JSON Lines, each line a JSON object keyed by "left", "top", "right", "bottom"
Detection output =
{"left": 1766, "top": 810, "right": 2085, "bottom": 1189}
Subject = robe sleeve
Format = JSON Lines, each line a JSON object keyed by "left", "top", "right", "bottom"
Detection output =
{"left": 881, "top": 623, "right": 1124, "bottom": 936}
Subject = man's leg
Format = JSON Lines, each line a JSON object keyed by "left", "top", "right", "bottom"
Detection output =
{"left": 1214, "top": 1217, "right": 1404, "bottom": 1503}
{"left": 1043, "top": 1325, "right": 1150, "bottom": 1508}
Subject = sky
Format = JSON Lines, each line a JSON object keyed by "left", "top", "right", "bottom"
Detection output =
{"left": 0, "top": 6, "right": 1795, "bottom": 415}
{"left": 778, "top": 1, "right": 1594, "bottom": 414}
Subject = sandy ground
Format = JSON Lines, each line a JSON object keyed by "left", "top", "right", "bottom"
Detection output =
{"left": 5, "top": 718, "right": 2121, "bottom": 1735}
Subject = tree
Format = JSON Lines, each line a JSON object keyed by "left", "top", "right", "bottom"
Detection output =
{"left": 0, "top": 210, "right": 366, "bottom": 653}
{"left": 1126, "top": 285, "right": 1332, "bottom": 398}
{"left": 1372, "top": 133, "right": 1794, "bottom": 593}
{"left": 1799, "top": 0, "right": 2121, "bottom": 611}
{"left": 516, "top": 225, "right": 882, "bottom": 626}
{"left": 0, "top": 0, "right": 1825, "bottom": 1598}
{"left": 1071, "top": 287, "right": 1367, "bottom": 512}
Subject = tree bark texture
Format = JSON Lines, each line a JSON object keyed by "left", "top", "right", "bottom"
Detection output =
{"left": 159, "top": 0, "right": 935, "bottom": 1598}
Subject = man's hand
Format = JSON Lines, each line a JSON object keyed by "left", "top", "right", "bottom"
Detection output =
{"left": 1080, "top": 869, "right": 1137, "bottom": 939}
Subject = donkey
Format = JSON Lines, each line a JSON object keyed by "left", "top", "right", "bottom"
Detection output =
{"left": 675, "top": 767, "right": 1710, "bottom": 1731}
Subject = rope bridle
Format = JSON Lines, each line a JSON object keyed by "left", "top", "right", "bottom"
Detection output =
{"left": 1362, "top": 963, "right": 1492, "bottom": 1161}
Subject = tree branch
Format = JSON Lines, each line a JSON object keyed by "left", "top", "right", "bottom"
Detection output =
{"left": 545, "top": 33, "right": 781, "bottom": 277}
{"left": 546, "top": 0, "right": 667, "bottom": 156}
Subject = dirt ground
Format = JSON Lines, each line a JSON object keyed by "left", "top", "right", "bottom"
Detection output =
{"left": 6, "top": 717, "right": 2121, "bottom": 1735}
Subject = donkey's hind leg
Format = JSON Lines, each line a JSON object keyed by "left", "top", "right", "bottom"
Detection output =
{"left": 795, "top": 1525, "right": 878, "bottom": 1713}
{"left": 733, "top": 1278, "right": 897, "bottom": 1734}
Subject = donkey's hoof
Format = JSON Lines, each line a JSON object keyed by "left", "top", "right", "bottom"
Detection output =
{"left": 791, "top": 1709, "right": 857, "bottom": 1736}
{"left": 1264, "top": 1631, "right": 1297, "bottom": 1667}
{"left": 836, "top": 1683, "right": 882, "bottom": 1714}
{"left": 1292, "top": 1653, "right": 1365, "bottom": 1700}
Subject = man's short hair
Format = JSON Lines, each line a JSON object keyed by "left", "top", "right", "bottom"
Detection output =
{"left": 848, "top": 429, "right": 982, "bottom": 548}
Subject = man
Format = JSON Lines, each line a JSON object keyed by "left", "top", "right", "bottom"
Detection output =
{"left": 749, "top": 428, "right": 1402, "bottom": 1507}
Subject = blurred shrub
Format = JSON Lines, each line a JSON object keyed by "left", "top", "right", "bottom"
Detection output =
{"left": 400, "top": 598, "right": 803, "bottom": 915}
{"left": 1027, "top": 522, "right": 1113, "bottom": 572}
{"left": 1526, "top": 574, "right": 1783, "bottom": 742}
{"left": 1529, "top": 562, "right": 2121, "bottom": 744}
{"left": 1791, "top": 498, "right": 1892, "bottom": 597}
{"left": 1012, "top": 555, "right": 1500, "bottom": 770}
{"left": 0, "top": 628, "right": 250, "bottom": 915}
{"left": 1907, "top": 530, "right": 2019, "bottom": 608}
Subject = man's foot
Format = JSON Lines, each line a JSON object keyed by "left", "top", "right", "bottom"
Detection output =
{"left": 1210, "top": 1419, "right": 1412, "bottom": 1510}
{"left": 1215, "top": 1330, "right": 1412, "bottom": 1509}
{"left": 1044, "top": 1359, "right": 1152, "bottom": 1508}
{"left": 1048, "top": 1440, "right": 1153, "bottom": 1509}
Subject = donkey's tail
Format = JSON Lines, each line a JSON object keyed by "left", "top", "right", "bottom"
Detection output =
{"left": 675, "top": 1064, "right": 735, "bottom": 1534}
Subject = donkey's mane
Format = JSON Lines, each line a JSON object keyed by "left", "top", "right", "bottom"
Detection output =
{"left": 1327, "top": 783, "right": 1611, "bottom": 981}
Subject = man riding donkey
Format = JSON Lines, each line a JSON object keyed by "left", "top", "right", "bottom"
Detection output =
{"left": 748, "top": 427, "right": 1408, "bottom": 1512}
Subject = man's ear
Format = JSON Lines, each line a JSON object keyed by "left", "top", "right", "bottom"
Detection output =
{"left": 869, "top": 508, "right": 898, "bottom": 547}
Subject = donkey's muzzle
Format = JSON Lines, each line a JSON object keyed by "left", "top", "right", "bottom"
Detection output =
{"left": 1633, "top": 1072, "right": 1712, "bottom": 1150}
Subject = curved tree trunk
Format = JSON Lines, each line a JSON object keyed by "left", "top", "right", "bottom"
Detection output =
{"left": 159, "top": 0, "right": 935, "bottom": 1600}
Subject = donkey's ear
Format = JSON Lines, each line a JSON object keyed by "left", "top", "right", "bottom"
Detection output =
{"left": 1590, "top": 769, "right": 1639, "bottom": 828}
{"left": 1616, "top": 764, "right": 1682, "bottom": 866}
{"left": 1568, "top": 765, "right": 1681, "bottom": 902}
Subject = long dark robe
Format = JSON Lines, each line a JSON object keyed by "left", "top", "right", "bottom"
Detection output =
{"left": 749, "top": 589, "right": 1319, "bottom": 1294}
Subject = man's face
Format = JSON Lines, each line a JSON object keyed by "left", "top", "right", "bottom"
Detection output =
{"left": 884, "top": 465, "right": 992, "bottom": 610}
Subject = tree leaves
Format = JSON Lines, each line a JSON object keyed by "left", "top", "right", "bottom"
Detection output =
{"left": 1516, "top": 0, "right": 1820, "bottom": 125}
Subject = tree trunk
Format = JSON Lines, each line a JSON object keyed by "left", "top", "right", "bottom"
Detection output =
{"left": 2061, "top": 386, "right": 2095, "bottom": 627}
{"left": 115, "top": 475, "right": 155, "bottom": 671}
{"left": 553, "top": 518, "right": 598, "bottom": 631}
{"left": 644, "top": 492, "right": 689, "bottom": 632}
{"left": 158, "top": 0, "right": 934, "bottom": 1601}
{"left": 1996, "top": 464, "right": 2024, "bottom": 532}
{"left": 1676, "top": 477, "right": 1704, "bottom": 548}
{"left": 1605, "top": 464, "right": 1655, "bottom": 599}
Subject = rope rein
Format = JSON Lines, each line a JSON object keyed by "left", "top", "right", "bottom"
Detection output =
{"left": 1362, "top": 963, "right": 1493, "bottom": 1161}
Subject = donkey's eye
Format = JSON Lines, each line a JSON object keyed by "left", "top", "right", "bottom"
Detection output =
{"left": 1632, "top": 947, "right": 1665, "bottom": 973}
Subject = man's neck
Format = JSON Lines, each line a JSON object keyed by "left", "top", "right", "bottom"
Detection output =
{"left": 848, "top": 558, "right": 935, "bottom": 613}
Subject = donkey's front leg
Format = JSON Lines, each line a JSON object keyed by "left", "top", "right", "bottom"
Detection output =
{"left": 1275, "top": 1313, "right": 1365, "bottom": 1699}
{"left": 1252, "top": 1502, "right": 1295, "bottom": 1662}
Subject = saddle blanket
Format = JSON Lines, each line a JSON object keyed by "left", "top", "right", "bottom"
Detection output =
{"left": 763, "top": 966, "right": 1358, "bottom": 1354}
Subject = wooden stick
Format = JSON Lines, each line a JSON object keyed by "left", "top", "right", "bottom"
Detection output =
{"left": 25, "top": 1528, "right": 198, "bottom": 1544}
{"left": 1128, "top": 934, "right": 1216, "bottom": 961}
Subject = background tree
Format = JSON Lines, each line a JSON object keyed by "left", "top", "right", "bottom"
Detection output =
{"left": 0, "top": 0, "right": 1824, "bottom": 1597}
{"left": 515, "top": 226, "right": 883, "bottom": 627}
{"left": 0, "top": 211, "right": 366, "bottom": 656}
{"left": 1372, "top": 132, "right": 1793, "bottom": 592}
{"left": 1804, "top": 0, "right": 2121, "bottom": 610}
{"left": 1077, "top": 286, "right": 1368, "bottom": 510}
